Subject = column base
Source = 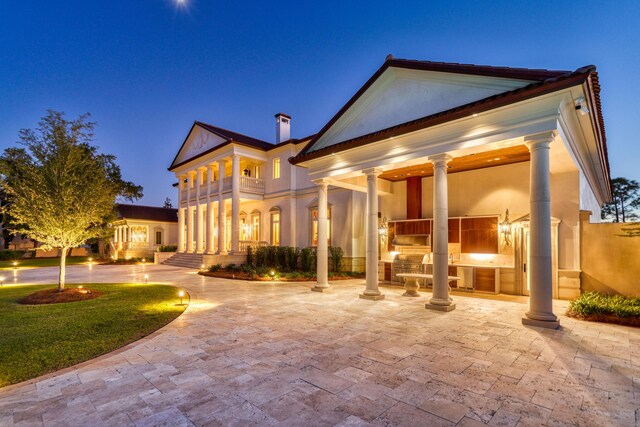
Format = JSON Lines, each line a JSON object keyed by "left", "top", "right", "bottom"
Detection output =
{"left": 217, "top": 251, "right": 228, "bottom": 256}
{"left": 425, "top": 302, "right": 456, "bottom": 312}
{"left": 359, "top": 293, "right": 385, "bottom": 301}
{"left": 522, "top": 317, "right": 560, "bottom": 329}
{"left": 311, "top": 285, "right": 332, "bottom": 293}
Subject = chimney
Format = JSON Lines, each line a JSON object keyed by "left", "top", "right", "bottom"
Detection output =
{"left": 275, "top": 113, "right": 291, "bottom": 143}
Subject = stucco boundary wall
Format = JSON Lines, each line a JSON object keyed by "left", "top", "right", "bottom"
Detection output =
{"left": 580, "top": 210, "right": 640, "bottom": 297}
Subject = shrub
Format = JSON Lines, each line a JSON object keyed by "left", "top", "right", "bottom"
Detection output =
{"left": 246, "top": 245, "right": 254, "bottom": 266}
{"left": 0, "top": 250, "right": 26, "bottom": 261}
{"left": 266, "top": 246, "right": 277, "bottom": 267}
{"left": 276, "top": 246, "right": 288, "bottom": 270}
{"left": 569, "top": 292, "right": 640, "bottom": 318}
{"left": 240, "top": 263, "right": 254, "bottom": 274}
{"left": 208, "top": 264, "right": 222, "bottom": 272}
{"left": 285, "top": 247, "right": 299, "bottom": 271}
{"left": 158, "top": 245, "right": 178, "bottom": 252}
{"left": 225, "top": 263, "right": 240, "bottom": 272}
{"left": 329, "top": 246, "right": 344, "bottom": 273}
{"left": 300, "top": 247, "right": 317, "bottom": 272}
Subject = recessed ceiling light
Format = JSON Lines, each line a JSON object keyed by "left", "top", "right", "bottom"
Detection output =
{"left": 473, "top": 113, "right": 478, "bottom": 117}
{"left": 494, "top": 158, "right": 500, "bottom": 161}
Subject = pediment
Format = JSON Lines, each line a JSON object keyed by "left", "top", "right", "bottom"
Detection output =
{"left": 172, "top": 125, "right": 228, "bottom": 167}
{"left": 308, "top": 67, "right": 536, "bottom": 153}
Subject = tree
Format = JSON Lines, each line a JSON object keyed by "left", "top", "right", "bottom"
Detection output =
{"left": 0, "top": 111, "right": 142, "bottom": 290}
{"left": 601, "top": 177, "right": 640, "bottom": 223}
{"left": 163, "top": 197, "right": 173, "bottom": 209}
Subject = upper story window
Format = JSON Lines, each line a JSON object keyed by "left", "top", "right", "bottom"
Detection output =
{"left": 273, "top": 158, "right": 281, "bottom": 179}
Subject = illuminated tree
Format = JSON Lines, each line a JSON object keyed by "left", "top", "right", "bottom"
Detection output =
{"left": 0, "top": 111, "right": 142, "bottom": 290}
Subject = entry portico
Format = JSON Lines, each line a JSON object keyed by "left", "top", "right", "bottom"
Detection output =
{"left": 291, "top": 57, "right": 610, "bottom": 329}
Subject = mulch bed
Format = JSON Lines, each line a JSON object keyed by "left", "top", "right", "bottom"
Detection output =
{"left": 566, "top": 310, "right": 640, "bottom": 327}
{"left": 18, "top": 288, "right": 103, "bottom": 305}
{"left": 199, "top": 271, "right": 365, "bottom": 281}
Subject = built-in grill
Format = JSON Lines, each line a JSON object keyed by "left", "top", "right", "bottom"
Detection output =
{"left": 392, "top": 253, "right": 428, "bottom": 283}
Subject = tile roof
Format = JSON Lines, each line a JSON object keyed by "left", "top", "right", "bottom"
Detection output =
{"left": 116, "top": 204, "right": 178, "bottom": 223}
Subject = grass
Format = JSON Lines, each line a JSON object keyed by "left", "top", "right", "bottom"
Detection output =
{"left": 567, "top": 292, "right": 640, "bottom": 327}
{"left": 0, "top": 283, "right": 187, "bottom": 387}
{"left": 0, "top": 256, "right": 91, "bottom": 270}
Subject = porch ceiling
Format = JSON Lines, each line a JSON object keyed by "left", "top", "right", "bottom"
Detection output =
{"left": 379, "top": 145, "right": 530, "bottom": 181}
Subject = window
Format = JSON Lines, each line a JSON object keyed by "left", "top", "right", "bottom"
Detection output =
{"left": 270, "top": 209, "right": 281, "bottom": 246}
{"left": 240, "top": 212, "right": 248, "bottom": 240}
{"left": 273, "top": 158, "right": 281, "bottom": 179}
{"left": 155, "top": 230, "right": 163, "bottom": 245}
{"left": 251, "top": 210, "right": 261, "bottom": 241}
{"left": 311, "top": 207, "right": 331, "bottom": 246}
{"left": 131, "top": 226, "right": 148, "bottom": 243}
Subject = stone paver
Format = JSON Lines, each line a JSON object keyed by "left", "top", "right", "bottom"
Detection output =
{"left": 0, "top": 264, "right": 638, "bottom": 426}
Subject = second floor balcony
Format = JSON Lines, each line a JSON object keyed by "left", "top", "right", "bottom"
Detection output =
{"left": 181, "top": 175, "right": 265, "bottom": 201}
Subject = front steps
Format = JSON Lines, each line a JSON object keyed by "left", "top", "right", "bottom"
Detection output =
{"left": 162, "top": 252, "right": 203, "bottom": 269}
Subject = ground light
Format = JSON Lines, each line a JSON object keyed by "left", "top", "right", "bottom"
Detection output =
{"left": 0, "top": 276, "right": 4, "bottom": 286}
{"left": 143, "top": 274, "right": 149, "bottom": 284}
{"left": 12, "top": 262, "right": 18, "bottom": 269}
{"left": 178, "top": 289, "right": 190, "bottom": 306}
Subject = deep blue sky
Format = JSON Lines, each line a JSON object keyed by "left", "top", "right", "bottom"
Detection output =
{"left": 1, "top": 1, "right": 639, "bottom": 205}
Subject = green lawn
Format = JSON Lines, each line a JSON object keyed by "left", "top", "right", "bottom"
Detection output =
{"left": 0, "top": 256, "right": 91, "bottom": 270}
{"left": 0, "top": 283, "right": 187, "bottom": 387}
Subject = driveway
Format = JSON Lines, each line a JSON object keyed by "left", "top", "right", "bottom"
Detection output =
{"left": 0, "top": 264, "right": 638, "bottom": 426}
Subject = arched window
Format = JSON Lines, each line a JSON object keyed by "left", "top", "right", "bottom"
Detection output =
{"left": 269, "top": 207, "right": 281, "bottom": 246}
{"left": 309, "top": 204, "right": 331, "bottom": 247}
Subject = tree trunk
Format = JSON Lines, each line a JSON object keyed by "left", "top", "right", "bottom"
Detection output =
{"left": 98, "top": 238, "right": 105, "bottom": 258}
{"left": 58, "top": 248, "right": 68, "bottom": 291}
{"left": 614, "top": 197, "right": 620, "bottom": 222}
{"left": 621, "top": 198, "right": 626, "bottom": 223}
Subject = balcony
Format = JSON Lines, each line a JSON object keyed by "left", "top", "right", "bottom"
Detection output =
{"left": 222, "top": 176, "right": 265, "bottom": 195}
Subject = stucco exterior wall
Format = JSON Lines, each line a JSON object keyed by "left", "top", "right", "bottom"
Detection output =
{"left": 580, "top": 211, "right": 640, "bottom": 297}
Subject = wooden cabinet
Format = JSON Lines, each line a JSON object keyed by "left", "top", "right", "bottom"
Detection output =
{"left": 394, "top": 220, "right": 430, "bottom": 236}
{"left": 448, "top": 266, "right": 458, "bottom": 288}
{"left": 384, "top": 263, "right": 392, "bottom": 282}
{"left": 475, "top": 267, "right": 497, "bottom": 292}
{"left": 387, "top": 222, "right": 395, "bottom": 252}
{"left": 448, "top": 218, "right": 460, "bottom": 244}
{"left": 461, "top": 217, "right": 498, "bottom": 254}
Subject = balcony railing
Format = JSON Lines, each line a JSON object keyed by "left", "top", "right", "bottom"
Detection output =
{"left": 239, "top": 240, "right": 269, "bottom": 253}
{"left": 179, "top": 176, "right": 265, "bottom": 203}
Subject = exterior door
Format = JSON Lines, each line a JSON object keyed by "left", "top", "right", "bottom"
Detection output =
{"left": 522, "top": 228, "right": 530, "bottom": 296}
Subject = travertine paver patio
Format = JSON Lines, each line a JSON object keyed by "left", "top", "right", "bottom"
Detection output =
{"left": 0, "top": 264, "right": 638, "bottom": 426}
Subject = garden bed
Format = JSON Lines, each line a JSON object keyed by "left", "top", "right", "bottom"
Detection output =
{"left": 199, "top": 270, "right": 364, "bottom": 281}
{"left": 566, "top": 292, "right": 640, "bottom": 327}
{"left": 18, "top": 287, "right": 103, "bottom": 304}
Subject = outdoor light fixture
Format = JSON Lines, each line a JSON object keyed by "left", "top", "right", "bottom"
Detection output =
{"left": 0, "top": 277, "right": 4, "bottom": 286}
{"left": 574, "top": 97, "right": 590, "bottom": 116}
{"left": 141, "top": 258, "right": 146, "bottom": 263}
{"left": 378, "top": 216, "right": 388, "bottom": 246}
{"left": 178, "top": 290, "right": 185, "bottom": 305}
{"left": 269, "top": 270, "right": 275, "bottom": 278}
{"left": 500, "top": 209, "right": 512, "bottom": 246}
{"left": 12, "top": 261, "right": 17, "bottom": 268}
{"left": 143, "top": 274, "right": 149, "bottom": 284}
{"left": 88, "top": 257, "right": 93, "bottom": 262}
{"left": 200, "top": 264, "right": 205, "bottom": 270}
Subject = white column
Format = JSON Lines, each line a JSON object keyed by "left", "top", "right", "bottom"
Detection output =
{"left": 426, "top": 154, "right": 455, "bottom": 312}
{"left": 177, "top": 175, "right": 185, "bottom": 252}
{"left": 360, "top": 168, "right": 385, "bottom": 300}
{"left": 217, "top": 160, "right": 227, "bottom": 255}
{"left": 312, "top": 179, "right": 331, "bottom": 292}
{"left": 523, "top": 132, "right": 559, "bottom": 329}
{"left": 186, "top": 173, "right": 194, "bottom": 253}
{"left": 177, "top": 208, "right": 185, "bottom": 252}
{"left": 206, "top": 165, "right": 215, "bottom": 254}
{"left": 231, "top": 154, "right": 241, "bottom": 254}
{"left": 117, "top": 226, "right": 123, "bottom": 250}
{"left": 195, "top": 169, "right": 204, "bottom": 253}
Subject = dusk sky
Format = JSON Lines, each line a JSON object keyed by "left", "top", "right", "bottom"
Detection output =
{"left": 1, "top": 0, "right": 639, "bottom": 206}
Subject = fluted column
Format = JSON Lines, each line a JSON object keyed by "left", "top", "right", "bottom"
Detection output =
{"left": 312, "top": 179, "right": 331, "bottom": 292}
{"left": 426, "top": 153, "right": 455, "bottom": 312}
{"left": 177, "top": 175, "right": 185, "bottom": 252}
{"left": 117, "top": 226, "right": 123, "bottom": 250}
{"left": 523, "top": 132, "right": 559, "bottom": 329}
{"left": 231, "top": 154, "right": 241, "bottom": 254}
{"left": 217, "top": 160, "right": 227, "bottom": 255}
{"left": 360, "top": 168, "right": 385, "bottom": 300}
{"left": 186, "top": 173, "right": 194, "bottom": 253}
{"left": 206, "top": 165, "right": 215, "bottom": 254}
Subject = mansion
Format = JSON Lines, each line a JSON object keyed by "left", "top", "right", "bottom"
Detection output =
{"left": 165, "top": 57, "right": 610, "bottom": 329}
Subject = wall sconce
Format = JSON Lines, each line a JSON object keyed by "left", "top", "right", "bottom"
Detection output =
{"left": 500, "top": 209, "right": 512, "bottom": 246}
{"left": 378, "top": 216, "right": 388, "bottom": 246}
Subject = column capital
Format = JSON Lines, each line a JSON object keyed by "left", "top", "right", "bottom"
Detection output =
{"left": 428, "top": 153, "right": 453, "bottom": 165}
{"left": 313, "top": 178, "right": 332, "bottom": 188}
{"left": 362, "top": 167, "right": 383, "bottom": 177}
{"left": 231, "top": 153, "right": 241, "bottom": 160}
{"left": 525, "top": 131, "right": 557, "bottom": 150}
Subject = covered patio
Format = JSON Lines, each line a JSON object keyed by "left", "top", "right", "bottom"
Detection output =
{"left": 291, "top": 58, "right": 610, "bottom": 330}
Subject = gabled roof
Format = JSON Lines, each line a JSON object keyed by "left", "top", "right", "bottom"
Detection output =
{"left": 169, "top": 121, "right": 314, "bottom": 171}
{"left": 291, "top": 58, "right": 604, "bottom": 166}
{"left": 116, "top": 204, "right": 178, "bottom": 223}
